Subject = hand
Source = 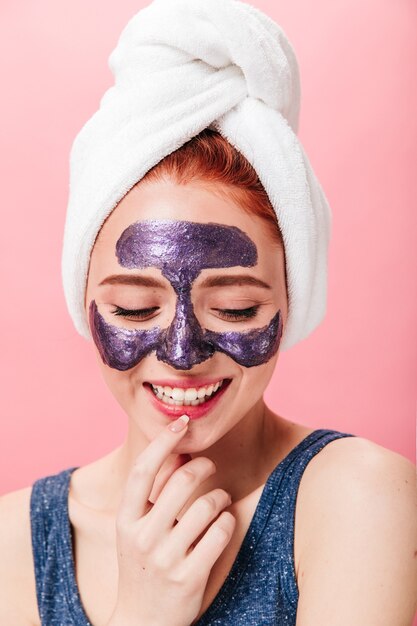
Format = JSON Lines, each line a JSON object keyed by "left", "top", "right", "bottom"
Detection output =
{"left": 107, "top": 414, "right": 236, "bottom": 626}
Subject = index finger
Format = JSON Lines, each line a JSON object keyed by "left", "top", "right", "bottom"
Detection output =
{"left": 117, "top": 414, "right": 190, "bottom": 524}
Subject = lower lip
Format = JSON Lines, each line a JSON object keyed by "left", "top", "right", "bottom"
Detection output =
{"left": 144, "top": 380, "right": 231, "bottom": 420}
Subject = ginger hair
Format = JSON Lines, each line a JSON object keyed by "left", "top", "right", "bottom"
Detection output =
{"left": 138, "top": 127, "right": 285, "bottom": 252}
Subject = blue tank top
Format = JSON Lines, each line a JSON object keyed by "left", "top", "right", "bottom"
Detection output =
{"left": 30, "top": 428, "right": 355, "bottom": 625}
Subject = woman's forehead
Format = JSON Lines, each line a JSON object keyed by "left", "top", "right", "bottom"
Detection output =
{"left": 115, "top": 220, "right": 257, "bottom": 276}
{"left": 97, "top": 179, "right": 263, "bottom": 241}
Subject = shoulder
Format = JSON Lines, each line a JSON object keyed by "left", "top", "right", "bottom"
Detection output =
{"left": 300, "top": 433, "right": 416, "bottom": 498}
{"left": 298, "top": 434, "right": 417, "bottom": 541}
{"left": 0, "top": 487, "right": 41, "bottom": 625}
{"left": 295, "top": 435, "right": 417, "bottom": 625}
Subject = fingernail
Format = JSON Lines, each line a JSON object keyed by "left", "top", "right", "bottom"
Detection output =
{"left": 168, "top": 414, "right": 190, "bottom": 432}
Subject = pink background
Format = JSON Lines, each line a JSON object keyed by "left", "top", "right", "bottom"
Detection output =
{"left": 1, "top": 0, "right": 416, "bottom": 496}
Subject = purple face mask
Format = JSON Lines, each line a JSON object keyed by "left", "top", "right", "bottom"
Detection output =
{"left": 89, "top": 220, "right": 282, "bottom": 370}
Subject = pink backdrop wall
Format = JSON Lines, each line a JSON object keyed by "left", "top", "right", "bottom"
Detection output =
{"left": 1, "top": 0, "right": 416, "bottom": 496}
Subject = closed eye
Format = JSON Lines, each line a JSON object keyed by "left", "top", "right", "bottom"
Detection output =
{"left": 213, "top": 306, "right": 260, "bottom": 321}
{"left": 111, "top": 306, "right": 160, "bottom": 320}
{"left": 111, "top": 305, "right": 260, "bottom": 323}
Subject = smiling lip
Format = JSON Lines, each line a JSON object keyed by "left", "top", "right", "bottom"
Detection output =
{"left": 146, "top": 376, "right": 227, "bottom": 389}
{"left": 144, "top": 378, "right": 231, "bottom": 420}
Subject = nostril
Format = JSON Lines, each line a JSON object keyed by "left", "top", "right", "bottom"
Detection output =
{"left": 155, "top": 335, "right": 215, "bottom": 370}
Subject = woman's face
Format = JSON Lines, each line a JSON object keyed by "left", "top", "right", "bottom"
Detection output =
{"left": 85, "top": 178, "right": 288, "bottom": 450}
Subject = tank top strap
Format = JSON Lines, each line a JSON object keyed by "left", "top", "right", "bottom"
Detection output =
{"left": 264, "top": 428, "right": 356, "bottom": 609}
{"left": 30, "top": 466, "right": 80, "bottom": 620}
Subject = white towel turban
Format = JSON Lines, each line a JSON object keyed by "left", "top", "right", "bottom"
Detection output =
{"left": 62, "top": 0, "right": 332, "bottom": 352}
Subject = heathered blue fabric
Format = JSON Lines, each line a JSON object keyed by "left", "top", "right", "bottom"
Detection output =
{"left": 30, "top": 428, "right": 355, "bottom": 625}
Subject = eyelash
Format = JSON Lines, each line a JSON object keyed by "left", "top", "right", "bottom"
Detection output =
{"left": 213, "top": 306, "right": 259, "bottom": 321}
{"left": 111, "top": 305, "right": 260, "bottom": 321}
{"left": 112, "top": 306, "right": 159, "bottom": 319}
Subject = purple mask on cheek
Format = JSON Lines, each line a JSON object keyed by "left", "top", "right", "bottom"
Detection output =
{"left": 89, "top": 220, "right": 283, "bottom": 370}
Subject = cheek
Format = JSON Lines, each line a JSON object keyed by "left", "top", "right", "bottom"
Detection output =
{"left": 204, "top": 309, "right": 283, "bottom": 367}
{"left": 237, "top": 350, "right": 279, "bottom": 406}
{"left": 89, "top": 300, "right": 162, "bottom": 371}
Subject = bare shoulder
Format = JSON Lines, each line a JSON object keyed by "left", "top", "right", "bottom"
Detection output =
{"left": 294, "top": 435, "right": 417, "bottom": 625}
{"left": 297, "top": 433, "right": 417, "bottom": 537}
{"left": 0, "top": 487, "right": 41, "bottom": 626}
{"left": 299, "top": 433, "right": 416, "bottom": 500}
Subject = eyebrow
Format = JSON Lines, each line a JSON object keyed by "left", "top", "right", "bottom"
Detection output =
{"left": 98, "top": 274, "right": 166, "bottom": 288}
{"left": 98, "top": 273, "right": 272, "bottom": 290}
{"left": 198, "top": 274, "right": 272, "bottom": 290}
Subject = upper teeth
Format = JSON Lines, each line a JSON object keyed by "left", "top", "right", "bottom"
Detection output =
{"left": 151, "top": 380, "right": 225, "bottom": 406}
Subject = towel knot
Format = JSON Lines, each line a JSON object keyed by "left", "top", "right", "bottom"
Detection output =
{"left": 105, "top": 0, "right": 300, "bottom": 132}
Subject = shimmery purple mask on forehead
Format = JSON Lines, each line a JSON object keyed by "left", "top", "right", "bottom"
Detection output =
{"left": 89, "top": 220, "right": 283, "bottom": 370}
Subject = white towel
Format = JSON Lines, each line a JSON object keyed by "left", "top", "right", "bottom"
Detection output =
{"left": 62, "top": 0, "right": 332, "bottom": 352}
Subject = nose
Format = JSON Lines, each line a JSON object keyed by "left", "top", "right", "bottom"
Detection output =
{"left": 155, "top": 296, "right": 214, "bottom": 370}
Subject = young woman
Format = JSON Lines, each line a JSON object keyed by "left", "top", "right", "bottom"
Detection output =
{"left": 1, "top": 1, "right": 416, "bottom": 625}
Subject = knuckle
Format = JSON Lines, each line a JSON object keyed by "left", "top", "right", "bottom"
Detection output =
{"left": 213, "top": 523, "right": 230, "bottom": 541}
{"left": 134, "top": 529, "right": 154, "bottom": 553}
{"left": 178, "top": 467, "right": 196, "bottom": 485}
{"left": 170, "top": 565, "right": 193, "bottom": 587}
{"left": 220, "top": 510, "right": 235, "bottom": 525}
{"left": 175, "top": 564, "right": 203, "bottom": 590}
{"left": 199, "top": 495, "right": 217, "bottom": 514}
{"left": 152, "top": 548, "right": 173, "bottom": 571}
{"left": 214, "top": 512, "right": 235, "bottom": 539}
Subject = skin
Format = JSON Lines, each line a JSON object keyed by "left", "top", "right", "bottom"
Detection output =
{"left": 83, "top": 177, "right": 292, "bottom": 511}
